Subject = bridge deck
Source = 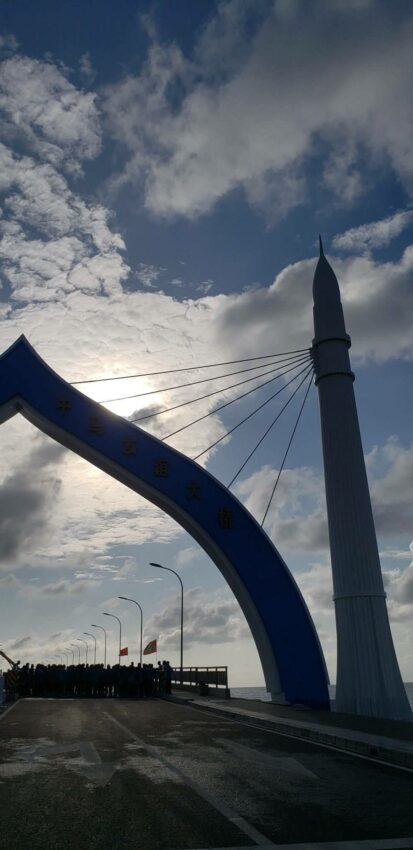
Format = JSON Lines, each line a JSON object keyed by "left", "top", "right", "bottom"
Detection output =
{"left": 0, "top": 697, "right": 412, "bottom": 850}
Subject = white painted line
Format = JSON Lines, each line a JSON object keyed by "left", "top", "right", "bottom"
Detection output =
{"left": 0, "top": 701, "right": 19, "bottom": 721}
{"left": 104, "top": 710, "right": 275, "bottom": 848}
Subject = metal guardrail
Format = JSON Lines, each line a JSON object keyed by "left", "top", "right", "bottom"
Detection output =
{"left": 171, "top": 666, "right": 230, "bottom": 697}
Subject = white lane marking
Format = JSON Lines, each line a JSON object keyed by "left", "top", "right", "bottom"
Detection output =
{"left": 104, "top": 710, "right": 275, "bottom": 848}
{"left": 0, "top": 702, "right": 19, "bottom": 721}
{"left": 214, "top": 738, "right": 318, "bottom": 780}
{"left": 187, "top": 704, "right": 413, "bottom": 775}
{"left": 17, "top": 740, "right": 116, "bottom": 786}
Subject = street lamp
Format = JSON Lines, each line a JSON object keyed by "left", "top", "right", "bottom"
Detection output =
{"left": 61, "top": 650, "right": 69, "bottom": 666}
{"left": 71, "top": 643, "right": 81, "bottom": 664}
{"left": 103, "top": 613, "right": 122, "bottom": 664}
{"left": 91, "top": 624, "right": 106, "bottom": 666}
{"left": 54, "top": 654, "right": 62, "bottom": 664}
{"left": 76, "top": 638, "right": 89, "bottom": 665}
{"left": 66, "top": 648, "right": 75, "bottom": 665}
{"left": 118, "top": 597, "right": 143, "bottom": 665}
{"left": 150, "top": 562, "right": 184, "bottom": 673}
{"left": 83, "top": 632, "right": 96, "bottom": 664}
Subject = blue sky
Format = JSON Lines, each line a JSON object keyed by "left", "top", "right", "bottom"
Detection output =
{"left": 0, "top": 0, "right": 412, "bottom": 686}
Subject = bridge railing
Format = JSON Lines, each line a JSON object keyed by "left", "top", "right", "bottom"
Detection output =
{"left": 171, "top": 666, "right": 230, "bottom": 697}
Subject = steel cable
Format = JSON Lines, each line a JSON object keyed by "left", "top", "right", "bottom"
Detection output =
{"left": 261, "top": 370, "right": 314, "bottom": 528}
{"left": 71, "top": 348, "right": 310, "bottom": 385}
{"left": 130, "top": 353, "right": 312, "bottom": 423}
{"left": 190, "top": 362, "right": 312, "bottom": 460}
{"left": 162, "top": 358, "right": 312, "bottom": 444}
{"left": 85, "top": 352, "right": 310, "bottom": 404}
{"left": 228, "top": 366, "right": 314, "bottom": 488}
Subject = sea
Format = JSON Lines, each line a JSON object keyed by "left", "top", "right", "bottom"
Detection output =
{"left": 231, "top": 682, "right": 413, "bottom": 710}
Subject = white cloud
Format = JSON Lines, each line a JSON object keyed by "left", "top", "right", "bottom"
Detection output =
{"left": 0, "top": 49, "right": 128, "bottom": 304}
{"left": 333, "top": 210, "right": 413, "bottom": 253}
{"left": 136, "top": 263, "right": 165, "bottom": 289}
{"left": 175, "top": 546, "right": 199, "bottom": 568}
{"left": 103, "top": 1, "right": 413, "bottom": 220}
{"left": 0, "top": 55, "right": 101, "bottom": 172}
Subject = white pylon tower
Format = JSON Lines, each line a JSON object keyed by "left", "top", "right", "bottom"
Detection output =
{"left": 312, "top": 237, "right": 411, "bottom": 720}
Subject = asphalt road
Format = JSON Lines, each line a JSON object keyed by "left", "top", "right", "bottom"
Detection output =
{"left": 0, "top": 698, "right": 412, "bottom": 850}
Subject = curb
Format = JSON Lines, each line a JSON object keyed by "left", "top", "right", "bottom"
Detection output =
{"left": 159, "top": 694, "right": 413, "bottom": 770}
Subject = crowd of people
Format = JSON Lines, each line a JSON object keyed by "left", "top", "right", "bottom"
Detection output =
{"left": 13, "top": 660, "right": 173, "bottom": 699}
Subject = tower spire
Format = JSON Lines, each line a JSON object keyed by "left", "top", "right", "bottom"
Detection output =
{"left": 312, "top": 247, "right": 411, "bottom": 720}
{"left": 318, "top": 234, "right": 324, "bottom": 256}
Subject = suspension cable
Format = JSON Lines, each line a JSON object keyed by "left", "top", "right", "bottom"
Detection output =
{"left": 191, "top": 362, "right": 312, "bottom": 460}
{"left": 131, "top": 353, "right": 311, "bottom": 423}
{"left": 162, "top": 358, "right": 312, "bottom": 443}
{"left": 228, "top": 366, "right": 314, "bottom": 488}
{"left": 71, "top": 348, "right": 310, "bottom": 385}
{"left": 87, "top": 352, "right": 310, "bottom": 404}
{"left": 261, "top": 370, "right": 314, "bottom": 528}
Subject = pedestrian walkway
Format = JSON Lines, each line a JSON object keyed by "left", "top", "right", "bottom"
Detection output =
{"left": 166, "top": 691, "right": 413, "bottom": 770}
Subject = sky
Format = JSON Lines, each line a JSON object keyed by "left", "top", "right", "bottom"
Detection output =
{"left": 0, "top": 0, "right": 412, "bottom": 688}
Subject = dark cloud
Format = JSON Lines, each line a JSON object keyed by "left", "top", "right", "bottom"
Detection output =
{"left": 0, "top": 437, "right": 66, "bottom": 564}
{"left": 8, "top": 635, "right": 31, "bottom": 650}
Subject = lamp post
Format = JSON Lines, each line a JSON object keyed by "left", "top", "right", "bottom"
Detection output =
{"left": 61, "top": 651, "right": 69, "bottom": 666}
{"left": 91, "top": 624, "right": 106, "bottom": 666}
{"left": 54, "top": 654, "right": 62, "bottom": 664}
{"left": 71, "top": 643, "right": 81, "bottom": 664}
{"left": 76, "top": 638, "right": 89, "bottom": 665}
{"left": 66, "top": 648, "right": 74, "bottom": 665}
{"left": 150, "top": 562, "right": 183, "bottom": 674}
{"left": 83, "top": 632, "right": 96, "bottom": 664}
{"left": 118, "top": 597, "right": 143, "bottom": 665}
{"left": 103, "top": 613, "right": 122, "bottom": 664}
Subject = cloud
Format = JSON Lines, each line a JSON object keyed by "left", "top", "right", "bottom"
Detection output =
{"left": 79, "top": 52, "right": 96, "bottom": 86}
{"left": 0, "top": 55, "right": 101, "bottom": 172}
{"left": 143, "top": 586, "right": 250, "bottom": 651}
{"left": 217, "top": 246, "right": 413, "bottom": 362}
{"left": 333, "top": 211, "right": 413, "bottom": 254}
{"left": 368, "top": 439, "right": 413, "bottom": 536}
{"left": 103, "top": 0, "right": 413, "bottom": 221}
{"left": 0, "top": 436, "right": 66, "bottom": 566}
{"left": 33, "top": 578, "right": 100, "bottom": 596}
{"left": 175, "top": 546, "right": 199, "bottom": 567}
{"left": 0, "top": 48, "right": 129, "bottom": 304}
{"left": 136, "top": 263, "right": 165, "bottom": 289}
{"left": 0, "top": 34, "right": 19, "bottom": 58}
{"left": 7, "top": 635, "right": 31, "bottom": 650}
{"left": 234, "top": 439, "right": 413, "bottom": 556}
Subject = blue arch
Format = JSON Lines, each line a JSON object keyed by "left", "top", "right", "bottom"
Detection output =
{"left": 0, "top": 337, "right": 329, "bottom": 709}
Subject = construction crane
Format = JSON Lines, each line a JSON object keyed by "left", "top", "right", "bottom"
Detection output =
{"left": 0, "top": 649, "right": 20, "bottom": 669}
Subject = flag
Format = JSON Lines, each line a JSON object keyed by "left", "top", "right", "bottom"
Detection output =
{"left": 143, "top": 639, "right": 157, "bottom": 655}
{"left": 120, "top": 647, "right": 128, "bottom": 656}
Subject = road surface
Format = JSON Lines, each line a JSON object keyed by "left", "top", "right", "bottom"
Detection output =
{"left": 0, "top": 698, "right": 412, "bottom": 849}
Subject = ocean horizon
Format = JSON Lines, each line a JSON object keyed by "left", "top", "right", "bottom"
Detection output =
{"left": 231, "top": 682, "right": 413, "bottom": 710}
